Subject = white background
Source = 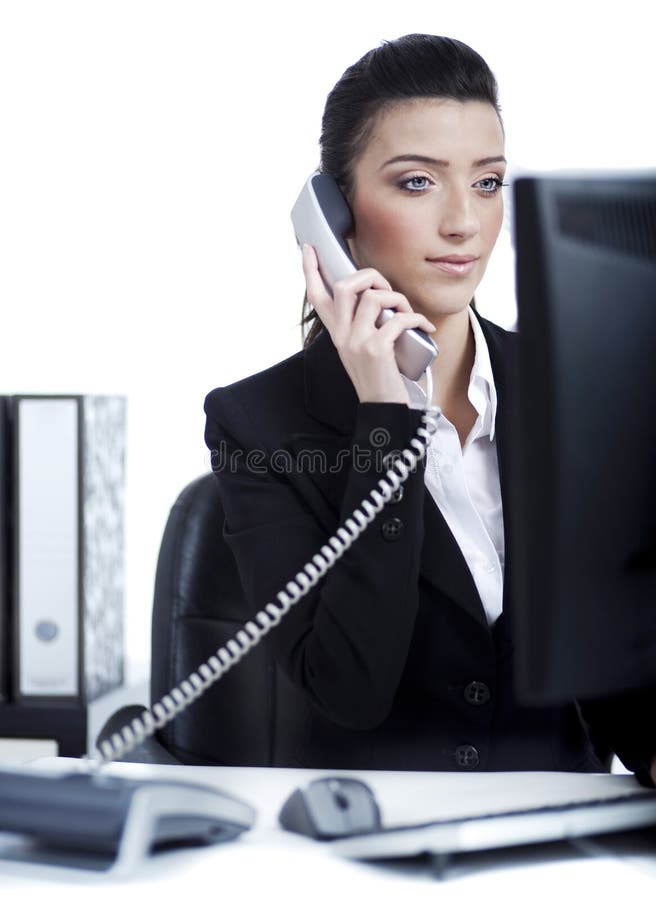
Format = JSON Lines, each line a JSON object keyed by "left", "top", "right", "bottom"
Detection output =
{"left": 0, "top": 0, "right": 653, "bottom": 672}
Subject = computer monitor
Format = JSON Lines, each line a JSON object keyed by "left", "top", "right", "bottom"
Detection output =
{"left": 510, "top": 172, "right": 656, "bottom": 705}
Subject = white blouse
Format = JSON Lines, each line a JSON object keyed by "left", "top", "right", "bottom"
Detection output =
{"left": 404, "top": 307, "right": 505, "bottom": 624}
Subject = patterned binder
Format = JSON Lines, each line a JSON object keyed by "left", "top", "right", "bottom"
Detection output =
{"left": 9, "top": 395, "right": 126, "bottom": 702}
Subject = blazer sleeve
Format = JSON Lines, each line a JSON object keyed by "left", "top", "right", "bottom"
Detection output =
{"left": 204, "top": 388, "right": 427, "bottom": 730}
{"left": 579, "top": 688, "right": 656, "bottom": 786}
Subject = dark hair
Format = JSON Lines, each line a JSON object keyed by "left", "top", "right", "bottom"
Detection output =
{"left": 301, "top": 34, "right": 502, "bottom": 345}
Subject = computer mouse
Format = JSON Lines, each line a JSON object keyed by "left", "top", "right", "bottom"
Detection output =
{"left": 278, "top": 776, "right": 382, "bottom": 840}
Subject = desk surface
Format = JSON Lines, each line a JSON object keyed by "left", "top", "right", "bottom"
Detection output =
{"left": 1, "top": 760, "right": 655, "bottom": 898}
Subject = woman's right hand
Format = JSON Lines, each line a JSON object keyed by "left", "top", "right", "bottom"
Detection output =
{"left": 302, "top": 244, "right": 435, "bottom": 405}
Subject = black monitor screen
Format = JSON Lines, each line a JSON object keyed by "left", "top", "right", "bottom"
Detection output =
{"left": 510, "top": 173, "right": 656, "bottom": 705}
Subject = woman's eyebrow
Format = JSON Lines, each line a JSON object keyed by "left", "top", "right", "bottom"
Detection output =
{"left": 381, "top": 154, "right": 507, "bottom": 169}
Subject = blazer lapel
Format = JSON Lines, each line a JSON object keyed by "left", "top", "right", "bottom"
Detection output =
{"left": 420, "top": 315, "right": 518, "bottom": 631}
{"left": 477, "top": 315, "right": 519, "bottom": 641}
{"left": 420, "top": 497, "right": 489, "bottom": 627}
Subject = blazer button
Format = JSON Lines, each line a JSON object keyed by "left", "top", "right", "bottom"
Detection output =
{"left": 380, "top": 517, "right": 404, "bottom": 541}
{"left": 464, "top": 681, "right": 491, "bottom": 705}
{"left": 388, "top": 485, "right": 404, "bottom": 504}
{"left": 455, "top": 745, "right": 480, "bottom": 769}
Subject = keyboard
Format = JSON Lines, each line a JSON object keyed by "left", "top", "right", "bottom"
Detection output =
{"left": 327, "top": 787, "right": 656, "bottom": 860}
{"left": 0, "top": 767, "right": 255, "bottom": 870}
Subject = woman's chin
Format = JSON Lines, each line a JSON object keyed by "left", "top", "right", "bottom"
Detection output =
{"left": 410, "top": 292, "right": 475, "bottom": 324}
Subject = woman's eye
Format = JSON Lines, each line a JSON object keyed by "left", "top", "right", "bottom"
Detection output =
{"left": 400, "top": 175, "right": 430, "bottom": 192}
{"left": 476, "top": 176, "right": 506, "bottom": 195}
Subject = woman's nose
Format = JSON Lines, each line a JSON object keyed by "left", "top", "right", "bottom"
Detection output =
{"left": 438, "top": 186, "right": 480, "bottom": 240}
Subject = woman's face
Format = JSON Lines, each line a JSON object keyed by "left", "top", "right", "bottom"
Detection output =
{"left": 347, "top": 98, "right": 506, "bottom": 322}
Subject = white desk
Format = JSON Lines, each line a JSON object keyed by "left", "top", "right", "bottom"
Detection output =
{"left": 1, "top": 760, "right": 655, "bottom": 898}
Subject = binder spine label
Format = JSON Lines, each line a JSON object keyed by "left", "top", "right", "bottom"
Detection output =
{"left": 17, "top": 399, "right": 80, "bottom": 696}
{"left": 0, "top": 399, "right": 8, "bottom": 701}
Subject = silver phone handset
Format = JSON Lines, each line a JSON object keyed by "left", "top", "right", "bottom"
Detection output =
{"left": 290, "top": 171, "right": 439, "bottom": 382}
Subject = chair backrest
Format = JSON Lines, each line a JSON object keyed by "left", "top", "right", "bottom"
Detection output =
{"left": 151, "top": 474, "right": 309, "bottom": 765}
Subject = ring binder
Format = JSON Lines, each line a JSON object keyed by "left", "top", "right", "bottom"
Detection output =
{"left": 10, "top": 395, "right": 126, "bottom": 703}
{"left": 0, "top": 394, "right": 126, "bottom": 760}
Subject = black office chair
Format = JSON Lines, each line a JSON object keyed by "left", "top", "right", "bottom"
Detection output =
{"left": 96, "top": 473, "right": 310, "bottom": 766}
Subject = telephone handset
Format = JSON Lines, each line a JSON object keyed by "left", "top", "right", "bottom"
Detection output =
{"left": 94, "top": 180, "right": 441, "bottom": 768}
{"left": 291, "top": 171, "right": 439, "bottom": 383}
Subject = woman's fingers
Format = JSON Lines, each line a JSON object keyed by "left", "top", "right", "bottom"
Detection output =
{"left": 373, "top": 311, "right": 437, "bottom": 350}
{"left": 349, "top": 289, "right": 434, "bottom": 345}
{"left": 300, "top": 243, "right": 434, "bottom": 403}
{"left": 302, "top": 243, "right": 394, "bottom": 340}
{"left": 331, "top": 269, "right": 392, "bottom": 338}
{"left": 302, "top": 244, "right": 334, "bottom": 327}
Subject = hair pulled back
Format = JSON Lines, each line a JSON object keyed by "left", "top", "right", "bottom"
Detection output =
{"left": 302, "top": 34, "right": 501, "bottom": 345}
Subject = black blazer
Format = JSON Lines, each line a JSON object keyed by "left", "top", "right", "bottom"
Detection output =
{"left": 204, "top": 316, "right": 655, "bottom": 778}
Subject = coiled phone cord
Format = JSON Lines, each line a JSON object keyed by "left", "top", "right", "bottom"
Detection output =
{"left": 94, "top": 392, "right": 440, "bottom": 766}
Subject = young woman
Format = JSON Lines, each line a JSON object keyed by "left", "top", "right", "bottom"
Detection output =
{"left": 204, "top": 34, "right": 656, "bottom": 783}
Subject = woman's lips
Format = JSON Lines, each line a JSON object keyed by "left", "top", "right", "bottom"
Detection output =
{"left": 426, "top": 256, "right": 479, "bottom": 276}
